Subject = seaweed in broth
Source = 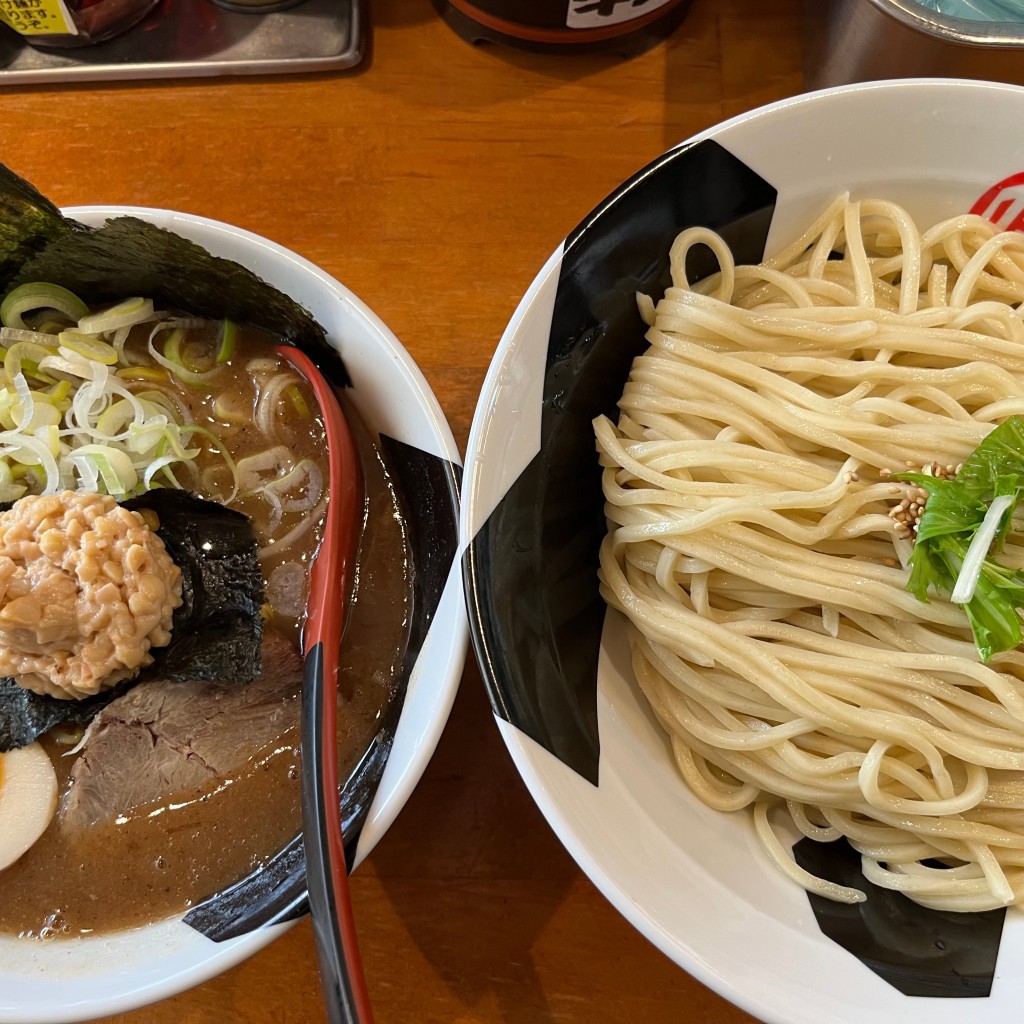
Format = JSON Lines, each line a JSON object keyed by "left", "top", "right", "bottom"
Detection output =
{"left": 0, "top": 324, "right": 410, "bottom": 938}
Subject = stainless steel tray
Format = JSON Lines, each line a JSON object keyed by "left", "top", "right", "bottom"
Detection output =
{"left": 0, "top": 0, "right": 363, "bottom": 83}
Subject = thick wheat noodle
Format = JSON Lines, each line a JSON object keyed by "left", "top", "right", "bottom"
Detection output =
{"left": 597, "top": 194, "right": 1024, "bottom": 911}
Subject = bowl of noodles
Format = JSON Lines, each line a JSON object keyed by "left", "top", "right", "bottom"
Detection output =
{"left": 0, "top": 189, "right": 467, "bottom": 1022}
{"left": 461, "top": 78, "right": 1024, "bottom": 1024}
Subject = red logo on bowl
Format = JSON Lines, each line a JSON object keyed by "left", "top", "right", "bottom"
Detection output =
{"left": 971, "top": 172, "right": 1024, "bottom": 231}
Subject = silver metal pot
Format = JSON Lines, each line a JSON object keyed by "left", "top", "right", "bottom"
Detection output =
{"left": 804, "top": 0, "right": 1024, "bottom": 89}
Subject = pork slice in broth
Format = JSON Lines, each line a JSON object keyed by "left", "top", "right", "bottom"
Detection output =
{"left": 61, "top": 631, "right": 301, "bottom": 829}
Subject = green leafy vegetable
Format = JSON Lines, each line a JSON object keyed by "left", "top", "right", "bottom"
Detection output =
{"left": 956, "top": 414, "right": 1024, "bottom": 512}
{"left": 898, "top": 415, "right": 1024, "bottom": 661}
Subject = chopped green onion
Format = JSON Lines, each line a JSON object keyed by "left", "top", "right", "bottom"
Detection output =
{"left": 0, "top": 327, "right": 56, "bottom": 346}
{"left": 47, "top": 380, "right": 71, "bottom": 404}
{"left": 36, "top": 353, "right": 94, "bottom": 382}
{"left": 34, "top": 424, "right": 60, "bottom": 458}
{"left": 148, "top": 324, "right": 216, "bottom": 386}
{"left": 5, "top": 341, "right": 57, "bottom": 382}
{"left": 255, "top": 373, "right": 302, "bottom": 436}
{"left": 285, "top": 384, "right": 310, "bottom": 418}
{"left": 264, "top": 457, "right": 323, "bottom": 512}
{"left": 181, "top": 339, "right": 215, "bottom": 375}
{"left": 217, "top": 320, "right": 237, "bottom": 364}
{"left": 70, "top": 445, "right": 138, "bottom": 496}
{"left": 33, "top": 319, "right": 67, "bottom": 336}
{"left": 117, "top": 366, "right": 168, "bottom": 384}
{"left": 951, "top": 494, "right": 1016, "bottom": 605}
{"left": 0, "top": 283, "right": 89, "bottom": 331}
{"left": 58, "top": 333, "right": 118, "bottom": 366}
{"left": 76, "top": 297, "right": 154, "bottom": 336}
{"left": 0, "top": 283, "right": 326, "bottom": 548}
{"left": 140, "top": 454, "right": 183, "bottom": 490}
{"left": 213, "top": 390, "right": 254, "bottom": 425}
{"left": 131, "top": 388, "right": 189, "bottom": 423}
{"left": 95, "top": 398, "right": 139, "bottom": 440}
{"left": 237, "top": 446, "right": 291, "bottom": 493}
{"left": 159, "top": 462, "right": 186, "bottom": 489}
{"left": 180, "top": 423, "right": 240, "bottom": 503}
{"left": 0, "top": 460, "right": 25, "bottom": 503}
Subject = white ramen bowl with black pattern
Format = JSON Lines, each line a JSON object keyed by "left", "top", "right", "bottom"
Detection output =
{"left": 0, "top": 208, "right": 467, "bottom": 1024}
{"left": 461, "top": 79, "right": 1024, "bottom": 1024}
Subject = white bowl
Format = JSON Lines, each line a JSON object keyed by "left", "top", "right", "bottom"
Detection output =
{"left": 461, "top": 79, "right": 1024, "bottom": 1024}
{"left": 0, "top": 207, "right": 468, "bottom": 1023}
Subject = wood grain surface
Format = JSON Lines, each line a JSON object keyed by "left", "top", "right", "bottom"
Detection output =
{"left": 0, "top": 1, "right": 803, "bottom": 1020}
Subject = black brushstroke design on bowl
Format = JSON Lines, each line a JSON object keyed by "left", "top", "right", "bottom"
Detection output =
{"left": 795, "top": 837, "right": 1005, "bottom": 997}
{"left": 464, "top": 137, "right": 777, "bottom": 785}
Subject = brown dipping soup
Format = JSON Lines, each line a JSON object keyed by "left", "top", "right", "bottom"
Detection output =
{"left": 0, "top": 323, "right": 410, "bottom": 938}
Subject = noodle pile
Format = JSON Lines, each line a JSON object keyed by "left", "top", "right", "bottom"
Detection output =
{"left": 595, "top": 195, "right": 1024, "bottom": 911}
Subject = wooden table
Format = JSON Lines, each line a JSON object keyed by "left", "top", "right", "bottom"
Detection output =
{"left": 0, "top": 1, "right": 803, "bottom": 1020}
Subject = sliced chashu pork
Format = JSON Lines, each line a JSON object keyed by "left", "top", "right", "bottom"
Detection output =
{"left": 61, "top": 630, "right": 301, "bottom": 828}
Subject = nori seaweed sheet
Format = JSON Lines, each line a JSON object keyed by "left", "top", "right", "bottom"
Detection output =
{"left": 0, "top": 163, "right": 74, "bottom": 294}
{"left": 0, "top": 490, "right": 265, "bottom": 753}
{"left": 9, "top": 216, "right": 350, "bottom": 387}
{"left": 126, "top": 489, "right": 264, "bottom": 685}
{"left": 0, "top": 680, "right": 128, "bottom": 753}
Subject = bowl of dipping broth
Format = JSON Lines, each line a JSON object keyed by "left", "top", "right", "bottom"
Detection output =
{"left": 0, "top": 199, "right": 467, "bottom": 1023}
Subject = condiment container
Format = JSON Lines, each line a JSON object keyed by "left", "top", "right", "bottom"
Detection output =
{"left": 0, "top": 0, "right": 158, "bottom": 46}
{"left": 431, "top": 0, "right": 692, "bottom": 56}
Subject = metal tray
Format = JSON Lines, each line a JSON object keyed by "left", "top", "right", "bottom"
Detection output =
{"left": 0, "top": 0, "right": 363, "bottom": 83}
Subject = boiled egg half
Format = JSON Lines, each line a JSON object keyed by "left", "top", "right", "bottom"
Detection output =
{"left": 0, "top": 742, "right": 57, "bottom": 871}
